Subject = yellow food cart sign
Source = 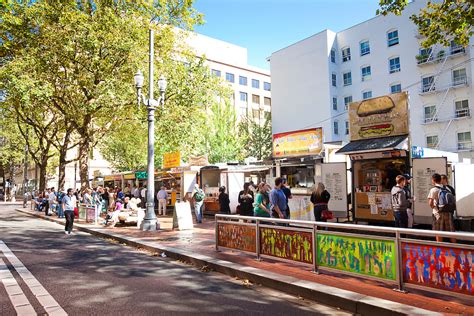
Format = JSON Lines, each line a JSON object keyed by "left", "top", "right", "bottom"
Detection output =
{"left": 163, "top": 151, "right": 181, "bottom": 169}
{"left": 349, "top": 92, "right": 408, "bottom": 141}
{"left": 123, "top": 173, "right": 135, "bottom": 180}
{"left": 272, "top": 128, "right": 323, "bottom": 158}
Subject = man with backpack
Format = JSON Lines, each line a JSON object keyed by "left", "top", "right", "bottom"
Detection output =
{"left": 391, "top": 175, "right": 409, "bottom": 228}
{"left": 428, "top": 173, "right": 456, "bottom": 242}
{"left": 192, "top": 184, "right": 205, "bottom": 224}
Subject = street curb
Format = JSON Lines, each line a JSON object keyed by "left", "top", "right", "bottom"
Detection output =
{"left": 16, "top": 208, "right": 441, "bottom": 316}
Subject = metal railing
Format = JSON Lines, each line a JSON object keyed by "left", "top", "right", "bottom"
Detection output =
{"left": 215, "top": 214, "right": 474, "bottom": 298}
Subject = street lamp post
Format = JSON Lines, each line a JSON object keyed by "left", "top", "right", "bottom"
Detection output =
{"left": 134, "top": 28, "right": 167, "bottom": 231}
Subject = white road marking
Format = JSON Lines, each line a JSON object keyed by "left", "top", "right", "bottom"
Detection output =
{"left": 0, "top": 258, "right": 36, "bottom": 316}
{"left": 0, "top": 240, "right": 67, "bottom": 316}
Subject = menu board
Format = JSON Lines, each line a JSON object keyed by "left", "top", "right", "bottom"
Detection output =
{"left": 412, "top": 158, "right": 447, "bottom": 220}
{"left": 321, "top": 163, "right": 347, "bottom": 215}
{"left": 172, "top": 201, "right": 194, "bottom": 230}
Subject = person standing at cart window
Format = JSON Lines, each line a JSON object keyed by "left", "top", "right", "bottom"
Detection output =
{"left": 157, "top": 186, "right": 168, "bottom": 216}
{"left": 391, "top": 175, "right": 409, "bottom": 228}
{"left": 218, "top": 186, "right": 231, "bottom": 214}
{"left": 281, "top": 179, "right": 292, "bottom": 219}
{"left": 62, "top": 188, "right": 75, "bottom": 235}
{"left": 253, "top": 182, "right": 271, "bottom": 218}
{"left": 192, "top": 184, "right": 205, "bottom": 224}
{"left": 440, "top": 175, "right": 456, "bottom": 196}
{"left": 238, "top": 183, "right": 254, "bottom": 217}
{"left": 403, "top": 174, "right": 415, "bottom": 228}
{"left": 428, "top": 173, "right": 456, "bottom": 242}
{"left": 269, "top": 177, "right": 287, "bottom": 219}
{"left": 311, "top": 183, "right": 331, "bottom": 222}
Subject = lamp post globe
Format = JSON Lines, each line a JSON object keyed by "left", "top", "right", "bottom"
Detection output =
{"left": 158, "top": 75, "right": 167, "bottom": 93}
{"left": 134, "top": 70, "right": 144, "bottom": 89}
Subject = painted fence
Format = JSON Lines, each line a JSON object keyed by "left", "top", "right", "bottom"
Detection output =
{"left": 402, "top": 242, "right": 474, "bottom": 296}
{"left": 215, "top": 216, "right": 474, "bottom": 298}
{"left": 260, "top": 227, "right": 313, "bottom": 264}
{"left": 317, "top": 234, "right": 396, "bottom": 281}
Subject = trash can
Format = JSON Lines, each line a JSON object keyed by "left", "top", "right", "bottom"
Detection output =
{"left": 85, "top": 206, "right": 96, "bottom": 223}
{"left": 78, "top": 205, "right": 86, "bottom": 220}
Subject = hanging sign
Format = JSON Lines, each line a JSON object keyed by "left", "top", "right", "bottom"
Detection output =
{"left": 272, "top": 128, "right": 323, "bottom": 158}
{"left": 163, "top": 151, "right": 181, "bottom": 169}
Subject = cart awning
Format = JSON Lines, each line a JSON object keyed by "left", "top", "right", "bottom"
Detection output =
{"left": 336, "top": 135, "right": 408, "bottom": 155}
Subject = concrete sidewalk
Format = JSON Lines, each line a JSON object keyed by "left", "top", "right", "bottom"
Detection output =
{"left": 16, "top": 207, "right": 473, "bottom": 315}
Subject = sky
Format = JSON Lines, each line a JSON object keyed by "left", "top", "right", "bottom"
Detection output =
{"left": 193, "top": 0, "right": 381, "bottom": 70}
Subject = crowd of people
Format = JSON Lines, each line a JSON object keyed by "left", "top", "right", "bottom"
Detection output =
{"left": 391, "top": 172, "right": 457, "bottom": 239}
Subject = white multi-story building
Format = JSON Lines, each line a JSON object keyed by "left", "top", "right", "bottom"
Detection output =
{"left": 270, "top": 0, "right": 473, "bottom": 159}
{"left": 187, "top": 33, "right": 272, "bottom": 123}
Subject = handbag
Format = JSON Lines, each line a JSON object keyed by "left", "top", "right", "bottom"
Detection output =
{"left": 322, "top": 209, "right": 334, "bottom": 220}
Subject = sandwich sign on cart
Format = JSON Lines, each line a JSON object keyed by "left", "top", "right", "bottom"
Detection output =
{"left": 348, "top": 92, "right": 408, "bottom": 141}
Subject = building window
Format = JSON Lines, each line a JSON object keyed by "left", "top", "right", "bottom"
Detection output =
{"left": 450, "top": 40, "right": 465, "bottom": 55}
{"left": 422, "top": 75, "right": 435, "bottom": 93}
{"left": 387, "top": 29, "right": 399, "bottom": 47}
{"left": 389, "top": 57, "right": 401, "bottom": 73}
{"left": 332, "top": 97, "right": 338, "bottom": 111}
{"left": 332, "top": 73, "right": 337, "bottom": 87}
{"left": 360, "top": 40, "right": 370, "bottom": 56}
{"left": 424, "top": 105, "right": 437, "bottom": 123}
{"left": 452, "top": 68, "right": 467, "bottom": 86}
{"left": 211, "top": 69, "right": 221, "bottom": 77}
{"left": 263, "top": 82, "right": 271, "bottom": 91}
{"left": 342, "top": 47, "right": 351, "bottom": 62}
{"left": 330, "top": 49, "right": 336, "bottom": 63}
{"left": 343, "top": 72, "right": 352, "bottom": 86}
{"left": 361, "top": 65, "right": 371, "bottom": 81}
{"left": 252, "top": 109, "right": 260, "bottom": 119}
{"left": 457, "top": 132, "right": 472, "bottom": 150}
{"left": 226, "top": 72, "right": 234, "bottom": 83}
{"left": 252, "top": 79, "right": 260, "bottom": 89}
{"left": 426, "top": 135, "right": 438, "bottom": 149}
{"left": 239, "top": 92, "right": 248, "bottom": 103}
{"left": 455, "top": 99, "right": 470, "bottom": 118}
{"left": 390, "top": 83, "right": 402, "bottom": 93}
{"left": 264, "top": 97, "right": 271, "bottom": 106}
{"left": 345, "top": 121, "right": 349, "bottom": 135}
{"left": 344, "top": 96, "right": 353, "bottom": 110}
{"left": 252, "top": 94, "right": 260, "bottom": 105}
{"left": 239, "top": 76, "right": 247, "bottom": 86}
{"left": 362, "top": 90, "right": 372, "bottom": 100}
{"left": 333, "top": 121, "right": 339, "bottom": 135}
{"left": 417, "top": 47, "right": 432, "bottom": 64}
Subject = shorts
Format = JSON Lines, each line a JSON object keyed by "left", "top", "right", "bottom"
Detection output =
{"left": 432, "top": 212, "right": 455, "bottom": 232}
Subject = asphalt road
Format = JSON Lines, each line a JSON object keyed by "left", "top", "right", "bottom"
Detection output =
{"left": 0, "top": 204, "right": 350, "bottom": 316}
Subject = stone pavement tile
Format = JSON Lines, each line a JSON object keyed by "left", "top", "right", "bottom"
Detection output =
{"left": 18, "top": 208, "right": 474, "bottom": 315}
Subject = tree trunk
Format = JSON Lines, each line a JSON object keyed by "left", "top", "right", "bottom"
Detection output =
{"left": 38, "top": 157, "right": 48, "bottom": 193}
{"left": 57, "top": 147, "right": 68, "bottom": 191}
{"left": 78, "top": 138, "right": 90, "bottom": 192}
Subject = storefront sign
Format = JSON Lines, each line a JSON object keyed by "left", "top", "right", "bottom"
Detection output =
{"left": 349, "top": 150, "right": 407, "bottom": 161}
{"left": 163, "top": 151, "right": 181, "bottom": 169}
{"left": 104, "top": 175, "right": 122, "bottom": 181}
{"left": 317, "top": 234, "right": 396, "bottom": 280}
{"left": 402, "top": 242, "right": 474, "bottom": 296}
{"left": 135, "top": 171, "right": 147, "bottom": 180}
{"left": 260, "top": 227, "right": 313, "bottom": 264}
{"left": 349, "top": 92, "right": 408, "bottom": 141}
{"left": 272, "top": 128, "right": 323, "bottom": 158}
{"left": 188, "top": 155, "right": 209, "bottom": 166}
{"left": 123, "top": 173, "right": 135, "bottom": 180}
{"left": 217, "top": 223, "right": 256, "bottom": 253}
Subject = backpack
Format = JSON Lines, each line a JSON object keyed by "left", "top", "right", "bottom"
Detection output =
{"left": 194, "top": 189, "right": 205, "bottom": 202}
{"left": 437, "top": 187, "right": 456, "bottom": 213}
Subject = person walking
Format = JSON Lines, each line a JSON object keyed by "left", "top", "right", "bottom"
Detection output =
{"left": 238, "top": 183, "right": 254, "bottom": 217}
{"left": 192, "top": 184, "right": 205, "bottom": 223}
{"left": 269, "top": 177, "right": 287, "bottom": 219}
{"left": 403, "top": 174, "right": 415, "bottom": 228}
{"left": 156, "top": 186, "right": 168, "bottom": 216}
{"left": 428, "top": 173, "right": 456, "bottom": 242}
{"left": 253, "top": 182, "right": 271, "bottom": 217}
{"left": 310, "top": 183, "right": 331, "bottom": 222}
{"left": 218, "top": 186, "right": 231, "bottom": 214}
{"left": 62, "top": 188, "right": 76, "bottom": 235}
{"left": 391, "top": 175, "right": 409, "bottom": 228}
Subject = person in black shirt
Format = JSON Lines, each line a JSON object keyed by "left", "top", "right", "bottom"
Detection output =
{"left": 238, "top": 183, "right": 254, "bottom": 217}
{"left": 281, "top": 179, "right": 292, "bottom": 219}
{"left": 440, "top": 174, "right": 455, "bottom": 196}
{"left": 310, "top": 182, "right": 331, "bottom": 222}
{"left": 218, "top": 186, "right": 231, "bottom": 214}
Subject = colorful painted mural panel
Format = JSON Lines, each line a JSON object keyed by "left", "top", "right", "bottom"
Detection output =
{"left": 402, "top": 242, "right": 474, "bottom": 296}
{"left": 317, "top": 234, "right": 396, "bottom": 280}
{"left": 217, "top": 223, "right": 256, "bottom": 253}
{"left": 260, "top": 228, "right": 313, "bottom": 264}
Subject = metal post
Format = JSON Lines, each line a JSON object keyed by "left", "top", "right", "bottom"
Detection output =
{"left": 256, "top": 219, "right": 261, "bottom": 261}
{"left": 394, "top": 230, "right": 406, "bottom": 293}
{"left": 22, "top": 128, "right": 28, "bottom": 208}
{"left": 141, "top": 27, "right": 158, "bottom": 231}
{"left": 215, "top": 215, "right": 219, "bottom": 251}
{"left": 313, "top": 224, "right": 319, "bottom": 274}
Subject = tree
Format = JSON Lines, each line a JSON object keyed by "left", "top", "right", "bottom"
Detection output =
{"left": 1, "top": 0, "right": 203, "bottom": 190}
{"left": 239, "top": 112, "right": 273, "bottom": 161}
{"left": 378, "top": 0, "right": 473, "bottom": 47}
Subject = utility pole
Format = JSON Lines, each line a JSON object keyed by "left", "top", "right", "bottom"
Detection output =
{"left": 22, "top": 128, "right": 29, "bottom": 208}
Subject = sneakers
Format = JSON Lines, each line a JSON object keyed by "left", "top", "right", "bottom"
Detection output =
{"left": 64, "top": 231, "right": 68, "bottom": 235}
